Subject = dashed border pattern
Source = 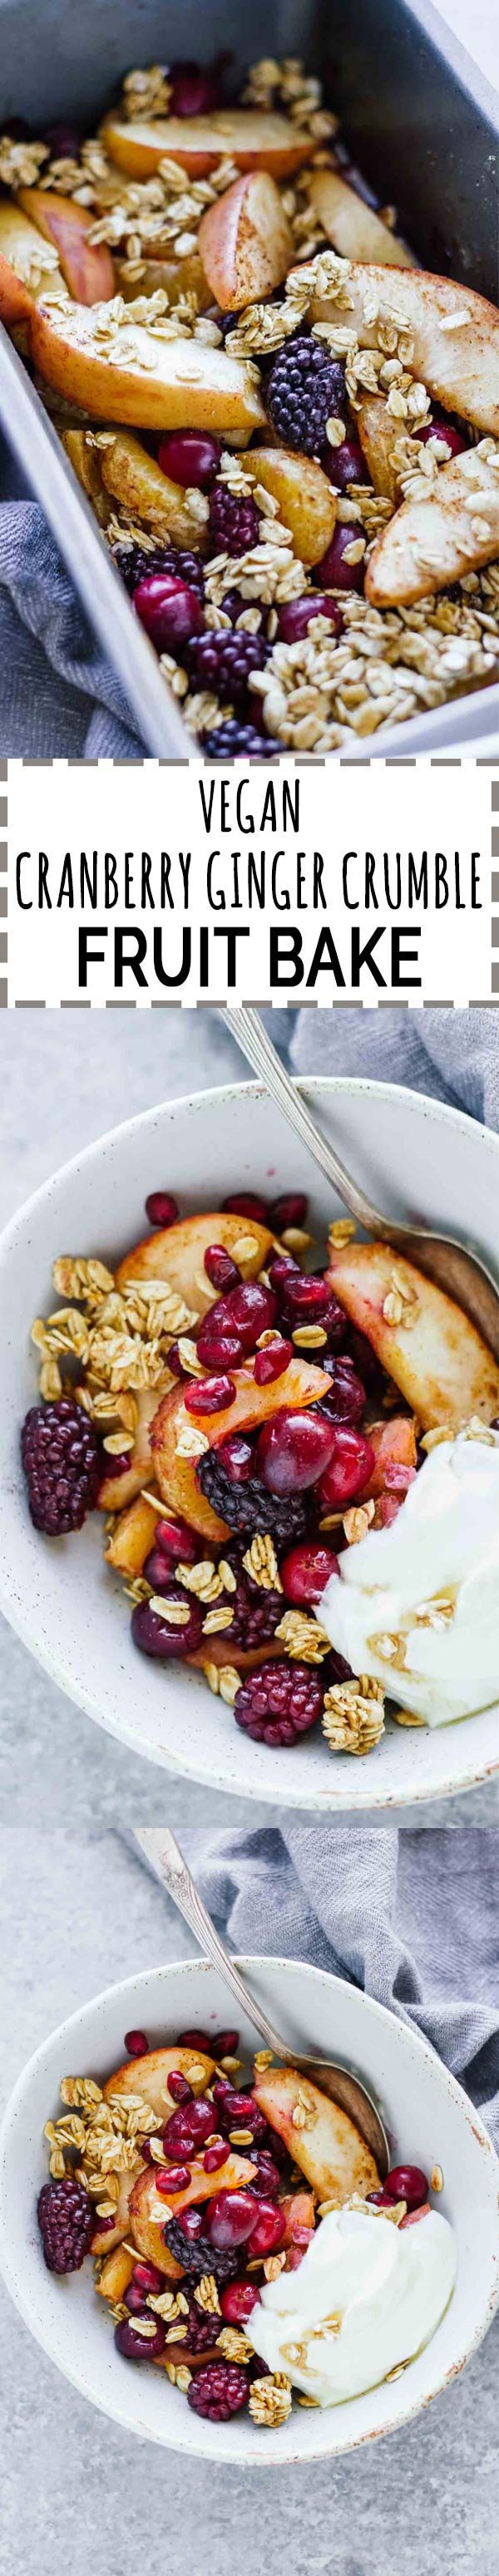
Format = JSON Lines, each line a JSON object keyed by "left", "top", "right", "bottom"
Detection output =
{"left": 1, "top": 755, "right": 498, "bottom": 1010}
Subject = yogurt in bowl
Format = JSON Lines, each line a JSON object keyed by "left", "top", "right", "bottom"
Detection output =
{"left": 249, "top": 2200, "right": 457, "bottom": 2405}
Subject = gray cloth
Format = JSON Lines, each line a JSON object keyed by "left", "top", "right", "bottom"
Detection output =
{"left": 289, "top": 1006, "right": 499, "bottom": 1134}
{"left": 131, "top": 1825, "right": 499, "bottom": 2148}
{"left": 0, "top": 494, "right": 139, "bottom": 755}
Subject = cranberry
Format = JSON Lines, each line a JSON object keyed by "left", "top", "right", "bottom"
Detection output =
{"left": 115, "top": 2314, "right": 166, "bottom": 2361}
{"left": 216, "top": 1433, "right": 253, "bottom": 1482}
{"left": 208, "top": 2188, "right": 259, "bottom": 2249}
{"left": 100, "top": 1447, "right": 131, "bottom": 1479}
{"left": 211, "top": 2086, "right": 267, "bottom": 2139}
{"left": 124, "top": 2029, "right": 147, "bottom": 2056}
{"left": 385, "top": 2164, "right": 428, "bottom": 2209}
{"left": 256, "top": 1407, "right": 336, "bottom": 1495}
{"left": 185, "top": 1373, "right": 235, "bottom": 1414}
{"left": 145, "top": 1190, "right": 179, "bottom": 1227}
{"left": 158, "top": 431, "right": 221, "bottom": 489}
{"left": 44, "top": 120, "right": 82, "bottom": 158}
{"left": 156, "top": 2164, "right": 191, "bottom": 2195}
{"left": 177, "top": 2205, "right": 205, "bottom": 2240}
{"left": 322, "top": 436, "right": 368, "bottom": 490}
{"left": 222, "top": 1192, "right": 269, "bottom": 1220}
{"left": 249, "top": 2152, "right": 281, "bottom": 2198}
{"left": 204, "top": 1245, "right": 240, "bottom": 1291}
{"left": 131, "top": 1591, "right": 203, "bottom": 1659}
{"left": 269, "top": 1191, "right": 308, "bottom": 1231}
{"left": 204, "top": 2142, "right": 230, "bottom": 2172}
{"left": 320, "top": 1354, "right": 366, "bottom": 1424}
{"left": 280, "top": 1541, "right": 339, "bottom": 1604}
{"left": 254, "top": 1338, "right": 292, "bottom": 1385}
{"left": 418, "top": 419, "right": 466, "bottom": 460}
{"left": 167, "top": 2071, "right": 193, "bottom": 2104}
{"left": 155, "top": 1515, "right": 198, "bottom": 1563}
{"left": 164, "top": 2098, "right": 215, "bottom": 2158}
{"left": 314, "top": 524, "right": 365, "bottom": 593}
{"left": 195, "top": 1321, "right": 244, "bottom": 1370}
{"left": 247, "top": 2198, "right": 286, "bottom": 2258}
{"left": 175, "top": 2029, "right": 212, "bottom": 2049}
{"left": 276, "top": 593, "right": 343, "bottom": 643}
{"left": 220, "top": 2279, "right": 260, "bottom": 2324}
{"left": 367, "top": 2189, "right": 398, "bottom": 2209}
{"left": 170, "top": 57, "right": 225, "bottom": 116}
{"left": 268, "top": 1254, "right": 299, "bottom": 1290}
{"left": 279, "top": 1273, "right": 332, "bottom": 1320}
{"left": 131, "top": 2261, "right": 163, "bottom": 2294}
{"left": 213, "top": 2031, "right": 239, "bottom": 2057}
{"left": 318, "top": 1426, "right": 375, "bottom": 1509}
{"left": 133, "top": 573, "right": 203, "bottom": 651}
{"left": 218, "top": 1281, "right": 278, "bottom": 1351}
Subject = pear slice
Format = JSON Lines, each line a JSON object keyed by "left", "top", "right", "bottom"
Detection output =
{"left": 126, "top": 2170, "right": 186, "bottom": 2277}
{"left": 104, "top": 2044, "right": 215, "bottom": 2117}
{"left": 30, "top": 297, "right": 265, "bottom": 440}
{"left": 308, "top": 169, "right": 416, "bottom": 268}
{"left": 0, "top": 200, "right": 67, "bottom": 302}
{"left": 366, "top": 441, "right": 499, "bottom": 605}
{"left": 326, "top": 1241, "right": 499, "bottom": 1429}
{"left": 17, "top": 187, "right": 115, "bottom": 305}
{"left": 245, "top": 445, "right": 336, "bottom": 564}
{"left": 105, "top": 1492, "right": 161, "bottom": 1577}
{"left": 62, "top": 428, "right": 112, "bottom": 527}
{"left": 97, "top": 1384, "right": 167, "bottom": 1512}
{"left": 95, "top": 2244, "right": 134, "bottom": 2301}
{"left": 0, "top": 248, "right": 34, "bottom": 327}
{"left": 357, "top": 394, "right": 400, "bottom": 501}
{"left": 115, "top": 1211, "right": 273, "bottom": 1313}
{"left": 90, "top": 2163, "right": 139, "bottom": 2257}
{"left": 101, "top": 107, "right": 314, "bottom": 184}
{"left": 99, "top": 429, "right": 208, "bottom": 547}
{"left": 116, "top": 249, "right": 211, "bottom": 308}
{"left": 311, "top": 263, "right": 499, "bottom": 437}
{"left": 198, "top": 170, "right": 293, "bottom": 312}
{"left": 253, "top": 2066, "right": 380, "bottom": 2200}
{"left": 151, "top": 1354, "right": 331, "bottom": 1539}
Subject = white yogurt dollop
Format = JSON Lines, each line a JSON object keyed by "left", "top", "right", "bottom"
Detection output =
{"left": 321, "top": 1431, "right": 499, "bottom": 1727}
{"left": 248, "top": 2205, "right": 457, "bottom": 2406}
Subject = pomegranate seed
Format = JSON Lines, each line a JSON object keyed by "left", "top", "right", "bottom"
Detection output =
{"left": 256, "top": 1407, "right": 336, "bottom": 1495}
{"left": 279, "top": 1272, "right": 332, "bottom": 1319}
{"left": 276, "top": 594, "right": 342, "bottom": 643}
{"left": 203, "top": 2143, "right": 230, "bottom": 2172}
{"left": 322, "top": 435, "right": 368, "bottom": 490}
{"left": 247, "top": 2198, "right": 286, "bottom": 2259}
{"left": 93, "top": 2211, "right": 116, "bottom": 2233}
{"left": 280, "top": 1541, "right": 339, "bottom": 1604}
{"left": 269, "top": 1191, "right": 308, "bottom": 1230}
{"left": 155, "top": 1516, "right": 198, "bottom": 1563}
{"left": 418, "top": 419, "right": 466, "bottom": 460}
{"left": 116, "top": 2315, "right": 166, "bottom": 2361}
{"left": 158, "top": 431, "right": 221, "bottom": 489}
{"left": 126, "top": 2278, "right": 156, "bottom": 2313}
{"left": 318, "top": 1426, "right": 375, "bottom": 1510}
{"left": 204, "top": 1245, "right": 240, "bottom": 1291}
{"left": 131, "top": 2261, "right": 163, "bottom": 2293}
{"left": 124, "top": 2029, "right": 147, "bottom": 2056}
{"left": 167, "top": 2071, "right": 193, "bottom": 2104}
{"left": 158, "top": 2164, "right": 191, "bottom": 2193}
{"left": 211, "top": 2086, "right": 266, "bottom": 2139}
{"left": 145, "top": 1190, "right": 179, "bottom": 1227}
{"left": 185, "top": 1373, "right": 235, "bottom": 1414}
{"left": 133, "top": 574, "right": 203, "bottom": 650}
{"left": 100, "top": 1448, "right": 131, "bottom": 1479}
{"left": 176, "top": 2029, "right": 213, "bottom": 2049}
{"left": 208, "top": 2188, "right": 259, "bottom": 2249}
{"left": 216, "top": 1433, "right": 253, "bottom": 1482}
{"left": 222, "top": 1191, "right": 268, "bottom": 1221}
{"left": 385, "top": 2164, "right": 428, "bottom": 2209}
{"left": 254, "top": 1339, "right": 292, "bottom": 1385}
{"left": 213, "top": 2031, "right": 239, "bottom": 2057}
{"left": 220, "top": 2279, "right": 260, "bottom": 2324}
{"left": 143, "top": 1544, "right": 187, "bottom": 1593}
{"left": 195, "top": 1322, "right": 244, "bottom": 1370}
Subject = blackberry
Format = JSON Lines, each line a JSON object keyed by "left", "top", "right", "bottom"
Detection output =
{"left": 235, "top": 1658, "right": 324, "bottom": 1747}
{"left": 187, "top": 628, "right": 269, "bottom": 703}
{"left": 202, "top": 720, "right": 280, "bottom": 761}
{"left": 184, "top": 2296, "right": 223, "bottom": 2355}
{"left": 164, "top": 2216, "right": 240, "bottom": 2284}
{"left": 114, "top": 542, "right": 205, "bottom": 598}
{"left": 197, "top": 1449, "right": 309, "bottom": 1548}
{"left": 208, "top": 484, "right": 261, "bottom": 558}
{"left": 266, "top": 336, "right": 346, "bottom": 455}
{"left": 188, "top": 2360, "right": 250, "bottom": 2419}
{"left": 218, "top": 1541, "right": 283, "bottom": 1652}
{"left": 37, "top": 2174, "right": 94, "bottom": 2273}
{"left": 21, "top": 1398, "right": 100, "bottom": 1536}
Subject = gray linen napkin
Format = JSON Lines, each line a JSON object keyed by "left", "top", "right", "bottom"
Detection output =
{"left": 0, "top": 492, "right": 139, "bottom": 756}
{"left": 289, "top": 1006, "right": 499, "bottom": 1134}
{"left": 131, "top": 1825, "right": 499, "bottom": 2149}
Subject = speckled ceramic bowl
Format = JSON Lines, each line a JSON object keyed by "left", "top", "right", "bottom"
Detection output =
{"left": 1, "top": 1953, "right": 498, "bottom": 2461}
{"left": 0, "top": 1074, "right": 497, "bottom": 1809}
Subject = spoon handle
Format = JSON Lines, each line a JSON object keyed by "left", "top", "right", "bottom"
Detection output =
{"left": 225, "top": 1007, "right": 385, "bottom": 1235}
{"left": 135, "top": 1826, "right": 293, "bottom": 2058}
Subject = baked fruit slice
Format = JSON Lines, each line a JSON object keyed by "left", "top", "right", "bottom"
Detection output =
{"left": 17, "top": 187, "right": 115, "bottom": 305}
{"left": 366, "top": 443, "right": 499, "bottom": 606}
{"left": 97, "top": 1384, "right": 168, "bottom": 1512}
{"left": 115, "top": 1211, "right": 273, "bottom": 1312}
{"left": 310, "top": 263, "right": 499, "bottom": 437}
{"left": 252, "top": 2065, "right": 381, "bottom": 2199}
{"left": 29, "top": 299, "right": 265, "bottom": 440}
{"left": 245, "top": 445, "right": 336, "bottom": 565}
{"left": 103, "top": 2043, "right": 215, "bottom": 2116}
{"left": 325, "top": 1241, "right": 499, "bottom": 1428}
{"left": 0, "top": 202, "right": 67, "bottom": 305}
{"left": 308, "top": 168, "right": 416, "bottom": 268}
{"left": 198, "top": 170, "right": 293, "bottom": 312}
{"left": 151, "top": 1354, "right": 331, "bottom": 1539}
{"left": 357, "top": 394, "right": 400, "bottom": 501}
{"left": 101, "top": 107, "right": 315, "bottom": 183}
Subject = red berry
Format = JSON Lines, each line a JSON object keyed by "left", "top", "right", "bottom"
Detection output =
{"left": 256, "top": 1407, "right": 336, "bottom": 1495}
{"left": 167, "top": 2071, "right": 193, "bottom": 2104}
{"left": 254, "top": 1338, "right": 292, "bottom": 1384}
{"left": 143, "top": 1544, "right": 183, "bottom": 1592}
{"left": 280, "top": 1541, "right": 339, "bottom": 1604}
{"left": 322, "top": 436, "right": 368, "bottom": 490}
{"left": 222, "top": 1191, "right": 268, "bottom": 1220}
{"left": 203, "top": 2143, "right": 230, "bottom": 2172}
{"left": 320, "top": 1355, "right": 366, "bottom": 1424}
{"left": 155, "top": 2165, "right": 190, "bottom": 2195}
{"left": 187, "top": 2360, "right": 250, "bottom": 2419}
{"left": 164, "top": 2098, "right": 215, "bottom": 2158}
{"left": 215, "top": 1433, "right": 253, "bottom": 1483}
{"left": 158, "top": 430, "right": 221, "bottom": 488}
{"left": 222, "top": 1281, "right": 278, "bottom": 1351}
{"left": 185, "top": 1373, "right": 235, "bottom": 1414}
{"left": 115, "top": 2314, "right": 166, "bottom": 2361}
{"left": 269, "top": 1191, "right": 308, "bottom": 1231}
{"left": 131, "top": 2261, "right": 163, "bottom": 2293}
{"left": 235, "top": 1658, "right": 324, "bottom": 1747}
{"left": 125, "top": 2029, "right": 148, "bottom": 2056}
{"left": 220, "top": 2279, "right": 260, "bottom": 2324}
{"left": 155, "top": 1516, "right": 198, "bottom": 1562}
{"left": 126, "top": 2277, "right": 157, "bottom": 2312}
{"left": 318, "top": 1426, "right": 375, "bottom": 1510}
{"left": 247, "top": 2198, "right": 286, "bottom": 2259}
{"left": 250, "top": 2151, "right": 281, "bottom": 2198}
{"left": 212, "top": 2086, "right": 266, "bottom": 2140}
{"left": 195, "top": 1322, "right": 245, "bottom": 1370}
{"left": 385, "top": 2164, "right": 428, "bottom": 2210}
{"left": 204, "top": 1245, "right": 240, "bottom": 1291}
{"left": 213, "top": 2031, "right": 240, "bottom": 2057}
{"left": 208, "top": 2188, "right": 259, "bottom": 2249}
{"left": 131, "top": 1589, "right": 203, "bottom": 1659}
{"left": 133, "top": 573, "right": 203, "bottom": 650}
{"left": 315, "top": 524, "right": 366, "bottom": 593}
{"left": 145, "top": 1190, "right": 179, "bottom": 1227}
{"left": 176, "top": 2029, "right": 212, "bottom": 2049}
{"left": 418, "top": 419, "right": 466, "bottom": 460}
{"left": 170, "top": 57, "right": 225, "bottom": 116}
{"left": 268, "top": 1254, "right": 299, "bottom": 1290}
{"left": 276, "top": 594, "right": 343, "bottom": 643}
{"left": 279, "top": 1273, "right": 333, "bottom": 1321}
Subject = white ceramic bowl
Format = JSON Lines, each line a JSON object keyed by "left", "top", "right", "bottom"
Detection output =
{"left": 1, "top": 1951, "right": 497, "bottom": 2463}
{"left": 0, "top": 1073, "right": 497, "bottom": 1812}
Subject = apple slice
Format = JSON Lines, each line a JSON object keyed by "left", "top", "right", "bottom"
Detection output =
{"left": 116, "top": 250, "right": 211, "bottom": 308}
{"left": 311, "top": 264, "right": 499, "bottom": 438}
{"left": 245, "top": 445, "right": 336, "bottom": 565}
{"left": 308, "top": 169, "right": 416, "bottom": 268}
{"left": 116, "top": 1211, "right": 273, "bottom": 1315}
{"left": 62, "top": 428, "right": 112, "bottom": 527}
{"left": 366, "top": 443, "right": 499, "bottom": 607}
{"left": 198, "top": 171, "right": 293, "bottom": 312}
{"left": 0, "top": 201, "right": 67, "bottom": 304}
{"left": 97, "top": 1385, "right": 166, "bottom": 1512}
{"left": 18, "top": 187, "right": 115, "bottom": 305}
{"left": 30, "top": 297, "right": 265, "bottom": 440}
{"left": 326, "top": 1241, "right": 499, "bottom": 1429}
{"left": 101, "top": 108, "right": 315, "bottom": 184}
{"left": 95, "top": 2244, "right": 134, "bottom": 2301}
{"left": 126, "top": 2170, "right": 186, "bottom": 2277}
{"left": 129, "top": 2154, "right": 254, "bottom": 2269}
{"left": 105, "top": 1492, "right": 161, "bottom": 1577}
{"left": 90, "top": 2163, "right": 139, "bottom": 2258}
{"left": 357, "top": 395, "right": 400, "bottom": 501}
{"left": 104, "top": 2044, "right": 215, "bottom": 2118}
{"left": 99, "top": 430, "right": 208, "bottom": 547}
{"left": 151, "top": 1353, "right": 331, "bottom": 1538}
{"left": 0, "top": 248, "right": 34, "bottom": 327}
{"left": 253, "top": 2067, "right": 380, "bottom": 2199}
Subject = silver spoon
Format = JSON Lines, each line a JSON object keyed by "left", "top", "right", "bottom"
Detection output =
{"left": 136, "top": 1826, "right": 390, "bottom": 2177}
{"left": 224, "top": 1006, "right": 498, "bottom": 1354}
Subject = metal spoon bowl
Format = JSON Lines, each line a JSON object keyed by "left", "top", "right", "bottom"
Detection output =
{"left": 225, "top": 1007, "right": 498, "bottom": 1353}
{"left": 136, "top": 1826, "right": 390, "bottom": 2178}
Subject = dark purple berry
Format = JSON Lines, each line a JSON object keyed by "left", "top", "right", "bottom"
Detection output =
{"left": 115, "top": 2313, "right": 166, "bottom": 2361}
{"left": 235, "top": 1658, "right": 324, "bottom": 1747}
{"left": 164, "top": 2216, "right": 240, "bottom": 2283}
{"left": 187, "top": 2359, "right": 250, "bottom": 2419}
{"left": 202, "top": 720, "right": 280, "bottom": 760}
{"left": 21, "top": 1398, "right": 100, "bottom": 1536}
{"left": 197, "top": 1448, "right": 309, "bottom": 1548}
{"left": 114, "top": 542, "right": 205, "bottom": 598}
{"left": 266, "top": 336, "right": 345, "bottom": 455}
{"left": 187, "top": 627, "right": 269, "bottom": 703}
{"left": 131, "top": 1587, "right": 203, "bottom": 1659}
{"left": 208, "top": 484, "right": 260, "bottom": 558}
{"left": 37, "top": 2175, "right": 94, "bottom": 2274}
